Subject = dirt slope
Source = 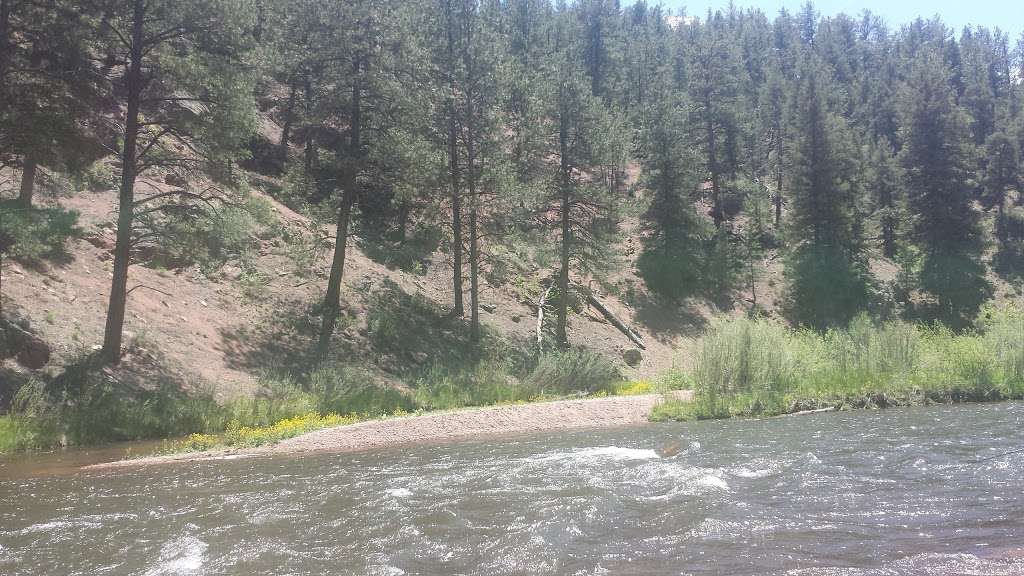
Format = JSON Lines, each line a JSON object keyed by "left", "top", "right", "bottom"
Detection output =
{"left": 2, "top": 177, "right": 707, "bottom": 396}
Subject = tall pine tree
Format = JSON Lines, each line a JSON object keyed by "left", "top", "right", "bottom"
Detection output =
{"left": 899, "top": 49, "right": 991, "bottom": 325}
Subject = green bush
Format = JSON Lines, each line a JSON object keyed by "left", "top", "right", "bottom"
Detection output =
{"left": 142, "top": 192, "right": 280, "bottom": 270}
{"left": 78, "top": 161, "right": 120, "bottom": 191}
{"left": 308, "top": 366, "right": 413, "bottom": 416}
{"left": 414, "top": 360, "right": 529, "bottom": 410}
{"left": 0, "top": 200, "right": 81, "bottom": 262}
{"left": 524, "top": 348, "right": 622, "bottom": 396}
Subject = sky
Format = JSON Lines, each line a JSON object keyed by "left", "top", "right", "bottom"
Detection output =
{"left": 658, "top": 0, "right": 1024, "bottom": 38}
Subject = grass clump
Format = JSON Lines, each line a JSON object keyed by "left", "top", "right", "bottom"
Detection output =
{"left": 309, "top": 366, "right": 415, "bottom": 416}
{"left": 653, "top": 306, "right": 1024, "bottom": 422}
{"left": 412, "top": 348, "right": 623, "bottom": 411}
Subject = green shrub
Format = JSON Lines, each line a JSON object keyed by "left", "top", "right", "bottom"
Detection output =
{"left": 524, "top": 348, "right": 622, "bottom": 396}
{"left": 308, "top": 366, "right": 413, "bottom": 416}
{"left": 78, "top": 160, "right": 120, "bottom": 191}
{"left": 141, "top": 192, "right": 279, "bottom": 270}
{"left": 0, "top": 200, "right": 81, "bottom": 262}
{"left": 695, "top": 317, "right": 795, "bottom": 397}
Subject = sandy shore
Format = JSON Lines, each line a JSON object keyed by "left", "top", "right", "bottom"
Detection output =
{"left": 87, "top": 392, "right": 691, "bottom": 470}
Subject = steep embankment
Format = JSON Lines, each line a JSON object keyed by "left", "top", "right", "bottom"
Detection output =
{"left": 2, "top": 172, "right": 715, "bottom": 398}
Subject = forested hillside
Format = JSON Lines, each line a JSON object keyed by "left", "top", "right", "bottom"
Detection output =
{"left": 2, "top": 0, "right": 1024, "bottom": 448}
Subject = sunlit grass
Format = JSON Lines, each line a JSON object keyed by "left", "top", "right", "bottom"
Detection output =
{"left": 614, "top": 380, "right": 654, "bottom": 395}
{"left": 652, "top": 305, "right": 1024, "bottom": 422}
{"left": 160, "top": 412, "right": 367, "bottom": 453}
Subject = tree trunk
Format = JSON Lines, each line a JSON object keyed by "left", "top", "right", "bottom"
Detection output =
{"left": 303, "top": 74, "right": 317, "bottom": 180}
{"left": 536, "top": 283, "right": 552, "bottom": 347}
{"left": 445, "top": 0, "right": 463, "bottom": 317}
{"left": 450, "top": 130, "right": 464, "bottom": 317}
{"left": 556, "top": 95, "right": 571, "bottom": 349}
{"left": 882, "top": 212, "right": 897, "bottom": 259}
{"left": 879, "top": 175, "right": 897, "bottom": 258}
{"left": 468, "top": 183, "right": 479, "bottom": 343}
{"left": 707, "top": 104, "right": 723, "bottom": 228}
{"left": 17, "top": 156, "right": 37, "bottom": 208}
{"left": 316, "top": 188, "right": 354, "bottom": 360}
{"left": 101, "top": 0, "right": 145, "bottom": 365}
{"left": 462, "top": 0, "right": 480, "bottom": 343}
{"left": 774, "top": 128, "right": 784, "bottom": 227}
{"left": 586, "top": 291, "right": 645, "bottom": 349}
{"left": 995, "top": 190, "right": 1007, "bottom": 249}
{"left": 317, "top": 57, "right": 361, "bottom": 360}
{"left": 279, "top": 80, "right": 297, "bottom": 151}
{"left": 0, "top": 0, "right": 10, "bottom": 82}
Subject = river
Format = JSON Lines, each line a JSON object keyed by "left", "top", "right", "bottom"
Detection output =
{"left": 2, "top": 403, "right": 1023, "bottom": 575}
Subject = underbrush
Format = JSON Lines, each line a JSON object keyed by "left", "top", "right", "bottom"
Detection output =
{"left": 412, "top": 348, "right": 622, "bottom": 410}
{"left": 0, "top": 373, "right": 324, "bottom": 452}
{"left": 651, "top": 305, "right": 1024, "bottom": 422}
{"left": 140, "top": 191, "right": 281, "bottom": 271}
{"left": 0, "top": 200, "right": 81, "bottom": 263}
{"left": 161, "top": 413, "right": 363, "bottom": 453}
{"left": 0, "top": 342, "right": 625, "bottom": 453}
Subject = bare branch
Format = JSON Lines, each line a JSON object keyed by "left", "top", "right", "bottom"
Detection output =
{"left": 127, "top": 284, "right": 173, "bottom": 297}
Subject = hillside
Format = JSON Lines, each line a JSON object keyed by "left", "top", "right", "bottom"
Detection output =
{"left": 0, "top": 167, "right": 705, "bottom": 400}
{"left": 6, "top": 161, "right": 1024, "bottom": 410}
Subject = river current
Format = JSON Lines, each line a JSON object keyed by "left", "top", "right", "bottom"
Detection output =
{"left": 2, "top": 403, "right": 1024, "bottom": 575}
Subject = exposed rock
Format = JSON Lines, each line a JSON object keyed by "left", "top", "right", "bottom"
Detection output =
{"left": 481, "top": 303, "right": 497, "bottom": 313}
{"left": 164, "top": 173, "right": 187, "bottom": 187}
{"left": 411, "top": 352, "right": 429, "bottom": 365}
{"left": 1, "top": 319, "right": 51, "bottom": 369}
{"left": 622, "top": 348, "right": 643, "bottom": 367}
{"left": 85, "top": 230, "right": 116, "bottom": 251}
{"left": 221, "top": 265, "right": 243, "bottom": 281}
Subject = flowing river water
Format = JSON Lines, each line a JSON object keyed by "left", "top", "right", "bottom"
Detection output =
{"left": 2, "top": 403, "right": 1024, "bottom": 575}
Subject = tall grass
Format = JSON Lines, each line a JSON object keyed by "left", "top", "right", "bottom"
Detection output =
{"left": 0, "top": 374, "right": 323, "bottom": 452}
{"left": 0, "top": 345, "right": 624, "bottom": 453}
{"left": 652, "top": 306, "right": 1024, "bottom": 421}
{"left": 413, "top": 349, "right": 622, "bottom": 410}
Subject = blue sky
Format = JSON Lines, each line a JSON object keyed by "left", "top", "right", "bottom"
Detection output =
{"left": 658, "top": 0, "right": 1024, "bottom": 37}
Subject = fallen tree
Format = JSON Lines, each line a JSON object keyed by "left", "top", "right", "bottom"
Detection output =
{"left": 585, "top": 291, "right": 645, "bottom": 350}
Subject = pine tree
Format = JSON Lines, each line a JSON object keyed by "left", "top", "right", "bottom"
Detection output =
{"left": 899, "top": 49, "right": 991, "bottom": 325}
{"left": 445, "top": 0, "right": 510, "bottom": 343}
{"left": 93, "top": 0, "right": 258, "bottom": 363}
{"left": 0, "top": 1, "right": 107, "bottom": 208}
{"left": 315, "top": 0, "right": 438, "bottom": 358}
{"left": 635, "top": 80, "right": 706, "bottom": 302}
{"left": 867, "top": 141, "right": 902, "bottom": 259}
{"left": 784, "top": 57, "right": 870, "bottom": 328}
{"left": 686, "top": 12, "right": 744, "bottom": 228}
{"left": 541, "top": 15, "right": 627, "bottom": 347}
{"left": 759, "top": 62, "right": 791, "bottom": 227}
{"left": 316, "top": 0, "right": 386, "bottom": 359}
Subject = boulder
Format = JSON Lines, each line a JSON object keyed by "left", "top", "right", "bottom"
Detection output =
{"left": 221, "top": 265, "right": 243, "bottom": 281}
{"left": 164, "top": 173, "right": 187, "bottom": 187}
{"left": 1, "top": 319, "right": 51, "bottom": 369}
{"left": 16, "top": 335, "right": 51, "bottom": 369}
{"left": 622, "top": 348, "right": 643, "bottom": 367}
